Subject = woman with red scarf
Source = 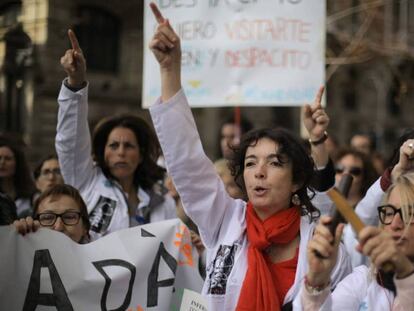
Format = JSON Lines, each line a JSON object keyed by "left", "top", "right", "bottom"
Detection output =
{"left": 148, "top": 3, "right": 351, "bottom": 310}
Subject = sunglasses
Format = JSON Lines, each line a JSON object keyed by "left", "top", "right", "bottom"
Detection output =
{"left": 335, "top": 164, "right": 363, "bottom": 176}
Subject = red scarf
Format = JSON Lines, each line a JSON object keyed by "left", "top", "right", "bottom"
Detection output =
{"left": 235, "top": 202, "right": 301, "bottom": 311}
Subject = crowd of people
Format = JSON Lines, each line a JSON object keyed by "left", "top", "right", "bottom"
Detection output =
{"left": 1, "top": 2, "right": 414, "bottom": 310}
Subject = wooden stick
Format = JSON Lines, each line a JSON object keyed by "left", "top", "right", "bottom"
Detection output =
{"left": 326, "top": 188, "right": 394, "bottom": 272}
{"left": 327, "top": 188, "right": 365, "bottom": 234}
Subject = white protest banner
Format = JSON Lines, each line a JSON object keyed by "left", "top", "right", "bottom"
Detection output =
{"left": 0, "top": 219, "right": 204, "bottom": 310}
{"left": 143, "top": 0, "right": 325, "bottom": 107}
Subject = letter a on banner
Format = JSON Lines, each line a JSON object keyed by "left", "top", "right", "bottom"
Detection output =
{"left": 23, "top": 249, "right": 73, "bottom": 311}
{"left": 147, "top": 242, "right": 177, "bottom": 307}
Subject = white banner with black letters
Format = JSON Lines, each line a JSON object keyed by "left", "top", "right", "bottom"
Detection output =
{"left": 0, "top": 219, "right": 206, "bottom": 310}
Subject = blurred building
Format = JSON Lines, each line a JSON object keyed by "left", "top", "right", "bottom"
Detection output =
{"left": 0, "top": 0, "right": 413, "bottom": 164}
{"left": 0, "top": 0, "right": 146, "bottom": 163}
{"left": 326, "top": 0, "right": 414, "bottom": 157}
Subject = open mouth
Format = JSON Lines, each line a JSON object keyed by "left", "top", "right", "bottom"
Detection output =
{"left": 253, "top": 186, "right": 267, "bottom": 195}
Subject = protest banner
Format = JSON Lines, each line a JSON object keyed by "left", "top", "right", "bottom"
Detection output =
{"left": 143, "top": 0, "right": 326, "bottom": 107}
{"left": 0, "top": 219, "right": 205, "bottom": 310}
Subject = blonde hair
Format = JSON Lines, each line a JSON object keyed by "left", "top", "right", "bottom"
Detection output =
{"left": 383, "top": 172, "right": 414, "bottom": 228}
{"left": 368, "top": 172, "right": 414, "bottom": 280}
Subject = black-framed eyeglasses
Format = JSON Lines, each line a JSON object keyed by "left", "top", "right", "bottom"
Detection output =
{"left": 377, "top": 204, "right": 414, "bottom": 225}
{"left": 335, "top": 164, "right": 363, "bottom": 177}
{"left": 36, "top": 211, "right": 81, "bottom": 226}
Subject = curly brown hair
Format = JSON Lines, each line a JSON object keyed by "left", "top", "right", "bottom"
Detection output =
{"left": 229, "top": 127, "right": 319, "bottom": 221}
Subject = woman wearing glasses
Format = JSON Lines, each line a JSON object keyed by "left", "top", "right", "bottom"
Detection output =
{"left": 13, "top": 184, "right": 90, "bottom": 244}
{"left": 299, "top": 172, "right": 414, "bottom": 310}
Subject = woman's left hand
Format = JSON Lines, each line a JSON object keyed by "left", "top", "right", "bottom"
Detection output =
{"left": 306, "top": 216, "right": 344, "bottom": 286}
{"left": 303, "top": 86, "right": 329, "bottom": 141}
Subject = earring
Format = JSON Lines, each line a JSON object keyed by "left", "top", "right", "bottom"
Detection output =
{"left": 291, "top": 193, "right": 301, "bottom": 206}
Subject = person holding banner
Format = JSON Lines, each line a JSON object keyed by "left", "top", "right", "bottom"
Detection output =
{"left": 148, "top": 3, "right": 350, "bottom": 311}
{"left": 56, "top": 30, "right": 176, "bottom": 240}
{"left": 13, "top": 184, "right": 90, "bottom": 243}
{"left": 301, "top": 172, "right": 414, "bottom": 310}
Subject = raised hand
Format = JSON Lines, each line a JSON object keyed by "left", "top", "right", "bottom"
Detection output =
{"left": 306, "top": 216, "right": 344, "bottom": 287}
{"left": 303, "top": 86, "right": 329, "bottom": 141}
{"left": 148, "top": 2, "right": 181, "bottom": 71}
{"left": 60, "top": 29, "right": 86, "bottom": 88}
{"left": 148, "top": 2, "right": 181, "bottom": 101}
{"left": 391, "top": 139, "right": 414, "bottom": 181}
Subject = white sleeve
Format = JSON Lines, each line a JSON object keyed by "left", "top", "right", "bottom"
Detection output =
{"left": 354, "top": 178, "right": 383, "bottom": 226}
{"left": 295, "top": 266, "right": 368, "bottom": 311}
{"left": 56, "top": 81, "right": 97, "bottom": 192}
{"left": 325, "top": 266, "right": 368, "bottom": 310}
{"left": 150, "top": 90, "right": 243, "bottom": 248}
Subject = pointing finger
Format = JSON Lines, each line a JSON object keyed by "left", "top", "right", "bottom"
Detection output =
{"left": 68, "top": 29, "right": 81, "bottom": 52}
{"left": 150, "top": 2, "right": 165, "bottom": 24}
{"left": 313, "top": 85, "right": 325, "bottom": 109}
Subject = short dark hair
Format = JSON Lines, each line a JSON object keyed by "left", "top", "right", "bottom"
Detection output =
{"left": 33, "top": 184, "right": 90, "bottom": 233}
{"left": 33, "top": 154, "right": 58, "bottom": 180}
{"left": 0, "top": 135, "right": 36, "bottom": 199}
{"left": 92, "top": 114, "right": 165, "bottom": 190}
{"left": 229, "top": 127, "right": 319, "bottom": 219}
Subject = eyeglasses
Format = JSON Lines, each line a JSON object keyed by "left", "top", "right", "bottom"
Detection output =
{"left": 335, "top": 164, "right": 363, "bottom": 177}
{"left": 377, "top": 204, "right": 414, "bottom": 225}
{"left": 36, "top": 211, "right": 81, "bottom": 226}
{"left": 40, "top": 168, "right": 61, "bottom": 177}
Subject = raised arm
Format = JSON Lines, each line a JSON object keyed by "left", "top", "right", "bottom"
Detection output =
{"left": 302, "top": 87, "right": 335, "bottom": 194}
{"left": 61, "top": 29, "right": 86, "bottom": 88}
{"left": 303, "top": 86, "right": 329, "bottom": 169}
{"left": 56, "top": 30, "right": 95, "bottom": 192}
{"left": 149, "top": 2, "right": 181, "bottom": 101}
{"left": 148, "top": 3, "right": 240, "bottom": 247}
